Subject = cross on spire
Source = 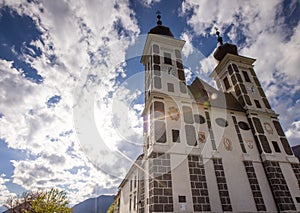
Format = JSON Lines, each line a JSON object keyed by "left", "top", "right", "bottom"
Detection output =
{"left": 156, "top": 11, "right": 162, "bottom": 25}
{"left": 215, "top": 27, "right": 223, "bottom": 45}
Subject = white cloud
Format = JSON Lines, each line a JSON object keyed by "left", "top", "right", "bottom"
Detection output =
{"left": 181, "top": 0, "right": 300, "bottom": 146}
{"left": 0, "top": 0, "right": 141, "bottom": 206}
{"left": 0, "top": 174, "right": 16, "bottom": 205}
{"left": 180, "top": 32, "right": 194, "bottom": 57}
{"left": 141, "top": 0, "right": 161, "bottom": 7}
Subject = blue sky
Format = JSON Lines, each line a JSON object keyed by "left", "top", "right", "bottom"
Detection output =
{"left": 0, "top": 0, "right": 300, "bottom": 209}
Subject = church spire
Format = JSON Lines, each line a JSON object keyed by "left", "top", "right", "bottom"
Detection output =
{"left": 148, "top": 11, "right": 174, "bottom": 37}
{"left": 213, "top": 27, "right": 238, "bottom": 62}
{"left": 215, "top": 27, "right": 223, "bottom": 45}
{"left": 156, "top": 11, "right": 162, "bottom": 26}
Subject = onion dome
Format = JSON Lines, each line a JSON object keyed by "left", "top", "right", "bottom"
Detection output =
{"left": 213, "top": 28, "right": 238, "bottom": 62}
{"left": 148, "top": 11, "right": 174, "bottom": 37}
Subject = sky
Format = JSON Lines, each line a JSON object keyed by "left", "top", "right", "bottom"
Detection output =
{"left": 0, "top": 0, "right": 300, "bottom": 209}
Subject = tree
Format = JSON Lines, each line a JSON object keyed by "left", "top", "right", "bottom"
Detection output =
{"left": 5, "top": 188, "right": 72, "bottom": 213}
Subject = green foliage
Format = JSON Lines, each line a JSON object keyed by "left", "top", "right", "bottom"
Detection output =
{"left": 106, "top": 202, "right": 114, "bottom": 213}
{"left": 5, "top": 188, "right": 72, "bottom": 213}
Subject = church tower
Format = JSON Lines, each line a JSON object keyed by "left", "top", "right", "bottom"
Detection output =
{"left": 210, "top": 29, "right": 299, "bottom": 212}
{"left": 116, "top": 15, "right": 300, "bottom": 213}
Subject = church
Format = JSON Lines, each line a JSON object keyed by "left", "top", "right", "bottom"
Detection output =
{"left": 114, "top": 14, "right": 300, "bottom": 213}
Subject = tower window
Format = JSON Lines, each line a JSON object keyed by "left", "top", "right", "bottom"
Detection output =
{"left": 194, "top": 114, "right": 205, "bottom": 124}
{"left": 172, "top": 129, "right": 180, "bottom": 143}
{"left": 234, "top": 85, "right": 241, "bottom": 96}
{"left": 154, "top": 101, "right": 165, "bottom": 120}
{"left": 164, "top": 52, "right": 172, "bottom": 65}
{"left": 154, "top": 76, "right": 162, "bottom": 89}
{"left": 155, "top": 120, "right": 166, "bottom": 143}
{"left": 280, "top": 138, "right": 293, "bottom": 155}
{"left": 185, "top": 125, "right": 197, "bottom": 146}
{"left": 254, "top": 100, "right": 262, "bottom": 108}
{"left": 258, "top": 87, "right": 266, "bottom": 97}
{"left": 242, "top": 71, "right": 251, "bottom": 82}
{"left": 223, "top": 77, "right": 230, "bottom": 90}
{"left": 154, "top": 65, "right": 161, "bottom": 76}
{"left": 176, "top": 60, "right": 183, "bottom": 69}
{"left": 231, "top": 75, "right": 237, "bottom": 85}
{"left": 179, "top": 81, "right": 187, "bottom": 93}
{"left": 259, "top": 135, "right": 272, "bottom": 153}
{"left": 178, "top": 69, "right": 185, "bottom": 81}
{"left": 240, "top": 84, "right": 247, "bottom": 94}
{"left": 228, "top": 65, "right": 233, "bottom": 75}
{"left": 167, "top": 83, "right": 174, "bottom": 92}
{"left": 244, "top": 95, "right": 252, "bottom": 105}
{"left": 253, "top": 117, "right": 264, "bottom": 134}
{"left": 232, "top": 63, "right": 239, "bottom": 72}
{"left": 272, "top": 141, "right": 281, "bottom": 153}
{"left": 272, "top": 120, "right": 284, "bottom": 136}
{"left": 236, "top": 73, "right": 243, "bottom": 82}
{"left": 153, "top": 54, "right": 160, "bottom": 64}
{"left": 182, "top": 106, "right": 193, "bottom": 124}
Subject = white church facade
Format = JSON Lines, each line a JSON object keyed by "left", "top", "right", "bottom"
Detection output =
{"left": 115, "top": 15, "right": 300, "bottom": 213}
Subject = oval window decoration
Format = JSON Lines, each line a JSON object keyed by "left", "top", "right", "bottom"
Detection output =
{"left": 238, "top": 121, "right": 250, "bottom": 130}
{"left": 215, "top": 118, "right": 228, "bottom": 127}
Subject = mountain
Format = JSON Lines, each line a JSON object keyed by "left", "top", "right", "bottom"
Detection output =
{"left": 72, "top": 195, "right": 114, "bottom": 213}
{"left": 292, "top": 145, "right": 300, "bottom": 160}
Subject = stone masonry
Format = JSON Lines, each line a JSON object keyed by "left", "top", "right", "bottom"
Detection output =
{"left": 263, "top": 160, "right": 296, "bottom": 211}
{"left": 213, "top": 158, "right": 232, "bottom": 211}
{"left": 188, "top": 155, "right": 211, "bottom": 212}
{"left": 291, "top": 163, "right": 300, "bottom": 189}
{"left": 243, "top": 161, "right": 266, "bottom": 211}
{"left": 148, "top": 152, "right": 173, "bottom": 212}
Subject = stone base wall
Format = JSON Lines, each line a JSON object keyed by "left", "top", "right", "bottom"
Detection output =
{"left": 148, "top": 152, "right": 173, "bottom": 212}
{"left": 213, "top": 158, "right": 232, "bottom": 212}
{"left": 244, "top": 161, "right": 266, "bottom": 211}
{"left": 291, "top": 163, "right": 300, "bottom": 189}
{"left": 188, "top": 155, "right": 211, "bottom": 212}
{"left": 263, "top": 160, "right": 296, "bottom": 211}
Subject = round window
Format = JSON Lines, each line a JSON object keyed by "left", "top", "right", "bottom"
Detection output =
{"left": 215, "top": 118, "right": 228, "bottom": 127}
{"left": 238, "top": 121, "right": 250, "bottom": 130}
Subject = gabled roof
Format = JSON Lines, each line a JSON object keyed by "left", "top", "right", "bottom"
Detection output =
{"left": 118, "top": 154, "right": 144, "bottom": 189}
{"left": 188, "top": 77, "right": 244, "bottom": 112}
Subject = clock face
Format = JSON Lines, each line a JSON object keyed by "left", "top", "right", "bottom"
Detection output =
{"left": 162, "top": 66, "right": 175, "bottom": 75}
